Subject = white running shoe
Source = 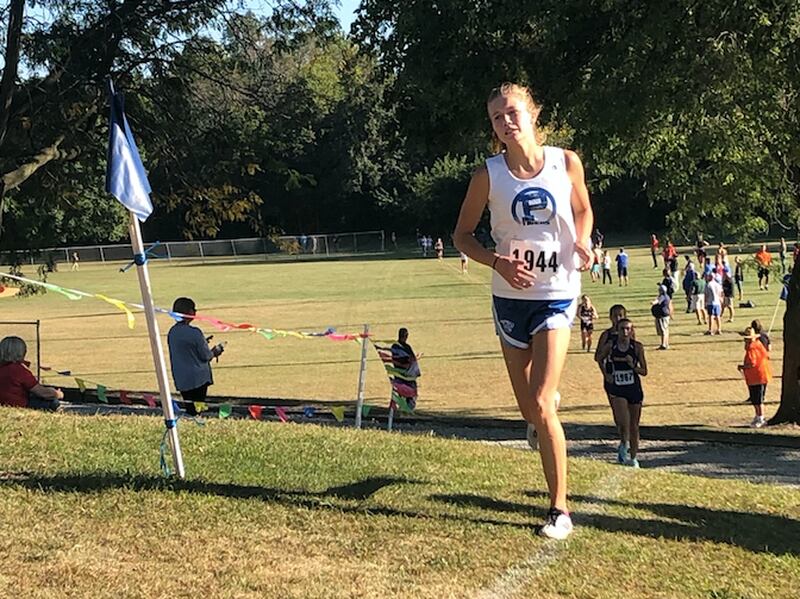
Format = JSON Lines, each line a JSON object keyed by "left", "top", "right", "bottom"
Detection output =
{"left": 540, "top": 508, "right": 573, "bottom": 540}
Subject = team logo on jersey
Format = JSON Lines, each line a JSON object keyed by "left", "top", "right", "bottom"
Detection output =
{"left": 500, "top": 319, "right": 515, "bottom": 334}
{"left": 511, "top": 187, "right": 556, "bottom": 226}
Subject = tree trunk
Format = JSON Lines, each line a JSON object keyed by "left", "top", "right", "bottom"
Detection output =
{"left": 0, "top": 0, "right": 25, "bottom": 151}
{"left": 770, "top": 257, "right": 800, "bottom": 424}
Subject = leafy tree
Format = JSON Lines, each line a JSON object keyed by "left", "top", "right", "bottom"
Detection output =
{"left": 0, "top": 0, "right": 229, "bottom": 247}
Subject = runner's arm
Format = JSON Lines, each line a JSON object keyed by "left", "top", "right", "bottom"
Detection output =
{"left": 565, "top": 150, "right": 593, "bottom": 269}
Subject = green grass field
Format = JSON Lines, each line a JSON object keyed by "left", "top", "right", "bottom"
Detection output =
{"left": 0, "top": 246, "right": 793, "bottom": 430}
{"left": 0, "top": 409, "right": 797, "bottom": 598}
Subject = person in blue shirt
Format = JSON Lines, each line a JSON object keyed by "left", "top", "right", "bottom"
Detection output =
{"left": 615, "top": 248, "right": 629, "bottom": 286}
{"left": 167, "top": 297, "right": 225, "bottom": 414}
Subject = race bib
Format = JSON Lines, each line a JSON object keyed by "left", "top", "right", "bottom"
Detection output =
{"left": 613, "top": 370, "right": 635, "bottom": 386}
{"left": 509, "top": 239, "right": 562, "bottom": 277}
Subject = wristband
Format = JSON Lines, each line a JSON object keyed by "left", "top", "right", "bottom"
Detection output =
{"left": 491, "top": 255, "right": 500, "bottom": 270}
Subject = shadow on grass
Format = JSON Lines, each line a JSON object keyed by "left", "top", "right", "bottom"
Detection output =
{"left": 0, "top": 471, "right": 537, "bottom": 532}
{"left": 432, "top": 491, "right": 800, "bottom": 556}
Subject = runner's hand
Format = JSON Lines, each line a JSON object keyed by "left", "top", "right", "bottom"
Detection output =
{"left": 574, "top": 241, "right": 593, "bottom": 271}
{"left": 495, "top": 256, "right": 536, "bottom": 289}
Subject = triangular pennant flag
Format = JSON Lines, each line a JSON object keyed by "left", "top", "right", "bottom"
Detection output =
{"left": 361, "top": 404, "right": 372, "bottom": 418}
{"left": 394, "top": 394, "right": 410, "bottom": 413}
{"left": 274, "top": 406, "right": 288, "bottom": 423}
{"left": 95, "top": 293, "right": 136, "bottom": 329}
{"left": 172, "top": 400, "right": 182, "bottom": 414}
{"left": 249, "top": 405, "right": 263, "bottom": 420}
{"left": 303, "top": 406, "right": 316, "bottom": 418}
{"left": 75, "top": 378, "right": 86, "bottom": 393}
{"left": 218, "top": 404, "right": 232, "bottom": 419}
{"left": 119, "top": 390, "right": 131, "bottom": 405}
{"left": 96, "top": 385, "right": 108, "bottom": 403}
{"left": 42, "top": 282, "right": 84, "bottom": 300}
{"left": 194, "top": 401, "right": 207, "bottom": 414}
{"left": 330, "top": 406, "right": 345, "bottom": 422}
{"left": 143, "top": 394, "right": 157, "bottom": 408}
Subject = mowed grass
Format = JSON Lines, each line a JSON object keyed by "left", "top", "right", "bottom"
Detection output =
{"left": 0, "top": 246, "right": 793, "bottom": 430}
{"left": 0, "top": 408, "right": 798, "bottom": 598}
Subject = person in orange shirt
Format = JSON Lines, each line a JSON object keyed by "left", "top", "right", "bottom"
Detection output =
{"left": 737, "top": 327, "right": 771, "bottom": 428}
{"left": 754, "top": 244, "right": 772, "bottom": 290}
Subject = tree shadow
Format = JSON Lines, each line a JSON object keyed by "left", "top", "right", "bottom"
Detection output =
{"left": 0, "top": 471, "right": 535, "bottom": 531}
{"left": 431, "top": 491, "right": 800, "bottom": 556}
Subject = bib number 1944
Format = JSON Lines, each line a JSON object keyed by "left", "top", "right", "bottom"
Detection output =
{"left": 509, "top": 239, "right": 560, "bottom": 273}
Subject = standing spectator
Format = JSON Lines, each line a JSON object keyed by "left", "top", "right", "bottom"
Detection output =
{"left": 722, "top": 273, "right": 735, "bottom": 322}
{"left": 596, "top": 318, "right": 648, "bottom": 467}
{"left": 734, "top": 256, "right": 745, "bottom": 301}
{"left": 460, "top": 251, "right": 469, "bottom": 274}
{"left": 391, "top": 327, "right": 420, "bottom": 408}
{"left": 602, "top": 250, "right": 613, "bottom": 284}
{"left": 737, "top": 327, "right": 771, "bottom": 428}
{"left": 750, "top": 319, "right": 771, "bottom": 351}
{"left": 695, "top": 233, "right": 709, "bottom": 263}
{"left": 592, "top": 228, "right": 604, "bottom": 249}
{"left": 577, "top": 294, "right": 599, "bottom": 353}
{"left": 70, "top": 251, "right": 80, "bottom": 272}
{"left": 660, "top": 268, "right": 675, "bottom": 299}
{"left": 615, "top": 248, "right": 629, "bottom": 286}
{"left": 682, "top": 263, "right": 697, "bottom": 313}
{"left": 0, "top": 336, "right": 63, "bottom": 411}
{"left": 691, "top": 270, "right": 708, "bottom": 325}
{"left": 755, "top": 244, "right": 772, "bottom": 290}
{"left": 167, "top": 297, "right": 225, "bottom": 415}
{"left": 650, "top": 234, "right": 659, "bottom": 268}
{"left": 779, "top": 237, "right": 787, "bottom": 274}
{"left": 651, "top": 284, "right": 673, "bottom": 350}
{"left": 391, "top": 231, "right": 397, "bottom": 249}
{"left": 716, "top": 242, "right": 728, "bottom": 264}
{"left": 434, "top": 237, "right": 444, "bottom": 260}
{"left": 793, "top": 241, "right": 800, "bottom": 268}
{"left": 704, "top": 273, "right": 723, "bottom": 335}
{"left": 590, "top": 247, "right": 601, "bottom": 283}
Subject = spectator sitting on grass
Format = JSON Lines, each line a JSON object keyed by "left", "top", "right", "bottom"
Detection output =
{"left": 0, "top": 336, "right": 63, "bottom": 411}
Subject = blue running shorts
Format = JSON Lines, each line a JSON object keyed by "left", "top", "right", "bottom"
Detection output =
{"left": 492, "top": 296, "right": 577, "bottom": 349}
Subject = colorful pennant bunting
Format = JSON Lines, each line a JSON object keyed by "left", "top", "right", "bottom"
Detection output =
{"left": 96, "top": 385, "right": 108, "bottom": 403}
{"left": 330, "top": 406, "right": 345, "bottom": 422}
{"left": 274, "top": 406, "right": 288, "bottom": 422}
{"left": 218, "top": 404, "right": 232, "bottom": 419}
{"left": 248, "top": 405, "right": 263, "bottom": 420}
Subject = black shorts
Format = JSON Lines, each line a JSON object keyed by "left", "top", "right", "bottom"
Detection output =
{"left": 580, "top": 321, "right": 594, "bottom": 332}
{"left": 747, "top": 384, "right": 766, "bottom": 405}
{"left": 180, "top": 384, "right": 210, "bottom": 414}
{"left": 757, "top": 267, "right": 769, "bottom": 279}
{"left": 617, "top": 266, "right": 628, "bottom": 277}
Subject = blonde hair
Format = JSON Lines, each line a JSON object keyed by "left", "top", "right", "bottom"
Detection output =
{"left": 0, "top": 336, "right": 27, "bottom": 363}
{"left": 487, "top": 82, "right": 543, "bottom": 153}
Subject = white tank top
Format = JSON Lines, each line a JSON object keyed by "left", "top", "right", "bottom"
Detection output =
{"left": 487, "top": 146, "right": 580, "bottom": 300}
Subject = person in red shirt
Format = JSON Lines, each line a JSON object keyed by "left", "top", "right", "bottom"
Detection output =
{"left": 737, "top": 327, "right": 771, "bottom": 428}
{"left": 0, "top": 336, "right": 63, "bottom": 410}
{"left": 650, "top": 234, "right": 659, "bottom": 269}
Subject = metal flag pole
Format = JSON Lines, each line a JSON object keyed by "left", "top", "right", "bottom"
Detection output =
{"left": 129, "top": 213, "right": 185, "bottom": 478}
{"left": 354, "top": 324, "right": 370, "bottom": 428}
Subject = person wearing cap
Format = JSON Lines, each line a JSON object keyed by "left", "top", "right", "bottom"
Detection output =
{"left": 651, "top": 283, "right": 673, "bottom": 350}
{"left": 737, "top": 327, "right": 772, "bottom": 428}
{"left": 167, "top": 297, "right": 225, "bottom": 414}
